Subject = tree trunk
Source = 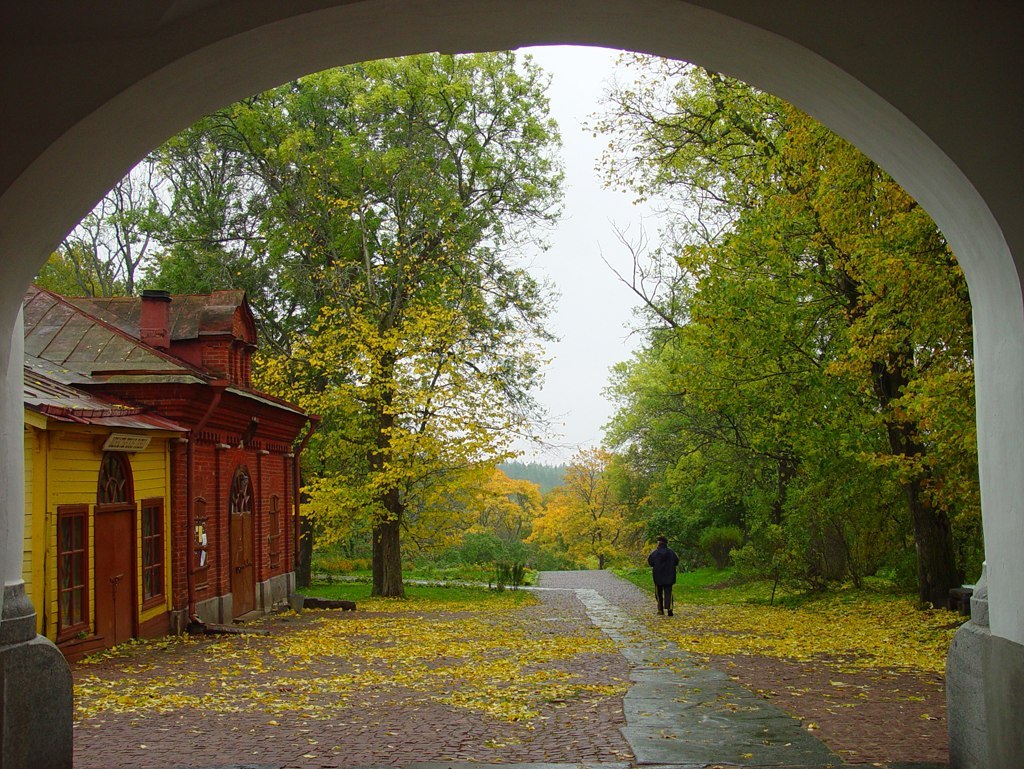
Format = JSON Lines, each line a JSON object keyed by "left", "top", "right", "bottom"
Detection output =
{"left": 904, "top": 474, "right": 959, "bottom": 607}
{"left": 368, "top": 352, "right": 405, "bottom": 598}
{"left": 770, "top": 452, "right": 798, "bottom": 526}
{"left": 371, "top": 521, "right": 384, "bottom": 594}
{"left": 372, "top": 516, "right": 405, "bottom": 597}
{"left": 874, "top": 358, "right": 959, "bottom": 607}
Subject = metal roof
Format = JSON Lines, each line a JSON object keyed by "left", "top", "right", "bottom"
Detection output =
{"left": 24, "top": 364, "right": 186, "bottom": 432}
{"left": 23, "top": 285, "right": 305, "bottom": 425}
{"left": 68, "top": 290, "right": 252, "bottom": 341}
{"left": 23, "top": 286, "right": 206, "bottom": 377}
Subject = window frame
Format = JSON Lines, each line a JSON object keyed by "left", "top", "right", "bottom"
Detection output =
{"left": 97, "top": 451, "right": 134, "bottom": 506}
{"left": 140, "top": 497, "right": 165, "bottom": 609}
{"left": 56, "top": 504, "right": 90, "bottom": 641}
{"left": 268, "top": 494, "right": 281, "bottom": 569}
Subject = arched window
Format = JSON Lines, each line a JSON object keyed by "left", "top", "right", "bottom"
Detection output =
{"left": 229, "top": 466, "right": 256, "bottom": 616}
{"left": 230, "top": 467, "right": 252, "bottom": 515}
{"left": 97, "top": 452, "right": 133, "bottom": 504}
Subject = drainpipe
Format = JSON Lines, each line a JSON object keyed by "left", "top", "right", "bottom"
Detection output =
{"left": 292, "top": 415, "right": 321, "bottom": 582}
{"left": 186, "top": 380, "right": 228, "bottom": 625}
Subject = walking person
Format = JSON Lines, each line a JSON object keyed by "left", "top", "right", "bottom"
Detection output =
{"left": 648, "top": 535, "right": 680, "bottom": 616}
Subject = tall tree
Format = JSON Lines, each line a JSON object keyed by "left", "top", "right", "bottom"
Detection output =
{"left": 597, "top": 58, "right": 978, "bottom": 603}
{"left": 250, "top": 53, "right": 562, "bottom": 596}
{"left": 49, "top": 53, "right": 562, "bottom": 598}
{"left": 37, "top": 161, "right": 165, "bottom": 296}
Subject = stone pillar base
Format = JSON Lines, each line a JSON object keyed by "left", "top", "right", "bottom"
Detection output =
{"left": 0, "top": 584, "right": 72, "bottom": 769}
{"left": 947, "top": 620, "right": 991, "bottom": 767}
{"left": 946, "top": 567, "right": 1024, "bottom": 769}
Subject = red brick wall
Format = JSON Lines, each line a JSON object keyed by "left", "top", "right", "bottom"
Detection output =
{"left": 169, "top": 442, "right": 189, "bottom": 612}
{"left": 201, "top": 341, "right": 230, "bottom": 378}
{"left": 83, "top": 381, "right": 306, "bottom": 617}
{"left": 174, "top": 441, "right": 296, "bottom": 612}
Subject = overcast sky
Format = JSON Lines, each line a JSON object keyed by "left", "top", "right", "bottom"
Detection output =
{"left": 509, "top": 45, "right": 659, "bottom": 465}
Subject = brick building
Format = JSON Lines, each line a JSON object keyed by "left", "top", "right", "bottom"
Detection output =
{"left": 24, "top": 285, "right": 312, "bottom": 645}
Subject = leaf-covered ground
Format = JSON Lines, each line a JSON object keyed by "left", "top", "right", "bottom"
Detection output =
{"left": 72, "top": 575, "right": 962, "bottom": 767}
{"left": 626, "top": 571, "right": 964, "bottom": 765}
{"left": 651, "top": 594, "right": 960, "bottom": 674}
{"left": 72, "top": 589, "right": 633, "bottom": 768}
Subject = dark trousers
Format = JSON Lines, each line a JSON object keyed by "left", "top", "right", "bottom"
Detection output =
{"left": 655, "top": 583, "right": 673, "bottom": 613}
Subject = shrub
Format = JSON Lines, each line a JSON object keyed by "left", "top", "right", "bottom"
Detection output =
{"left": 699, "top": 525, "right": 745, "bottom": 568}
{"left": 456, "top": 532, "right": 507, "bottom": 565}
{"left": 312, "top": 553, "right": 371, "bottom": 574}
{"left": 492, "top": 562, "right": 527, "bottom": 590}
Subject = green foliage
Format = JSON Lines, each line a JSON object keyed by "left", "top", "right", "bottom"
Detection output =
{"left": 698, "top": 525, "right": 744, "bottom": 568}
{"left": 597, "top": 57, "right": 979, "bottom": 606}
{"left": 457, "top": 532, "right": 508, "bottom": 565}
{"left": 34, "top": 251, "right": 99, "bottom": 296}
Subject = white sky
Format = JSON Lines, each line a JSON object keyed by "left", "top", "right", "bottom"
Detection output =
{"left": 510, "top": 45, "right": 659, "bottom": 464}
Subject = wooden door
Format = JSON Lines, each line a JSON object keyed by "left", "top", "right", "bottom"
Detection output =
{"left": 94, "top": 507, "right": 135, "bottom": 645}
{"left": 229, "top": 468, "right": 255, "bottom": 617}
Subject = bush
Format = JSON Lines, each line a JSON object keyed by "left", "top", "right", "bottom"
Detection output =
{"left": 699, "top": 525, "right": 745, "bottom": 568}
{"left": 876, "top": 548, "right": 919, "bottom": 592}
{"left": 492, "top": 562, "right": 527, "bottom": 590}
{"left": 455, "top": 532, "right": 507, "bottom": 565}
{"left": 312, "top": 553, "right": 371, "bottom": 574}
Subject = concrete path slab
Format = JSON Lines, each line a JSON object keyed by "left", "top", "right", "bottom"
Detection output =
{"left": 562, "top": 576, "right": 845, "bottom": 769}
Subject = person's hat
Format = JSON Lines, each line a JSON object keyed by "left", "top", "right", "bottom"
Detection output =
{"left": 656, "top": 535, "right": 668, "bottom": 544}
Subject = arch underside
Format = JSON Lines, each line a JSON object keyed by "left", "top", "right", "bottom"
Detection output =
{"left": 0, "top": 0, "right": 1021, "bottom": 647}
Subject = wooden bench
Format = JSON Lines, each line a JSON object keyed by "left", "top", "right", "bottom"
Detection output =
{"left": 948, "top": 586, "right": 974, "bottom": 616}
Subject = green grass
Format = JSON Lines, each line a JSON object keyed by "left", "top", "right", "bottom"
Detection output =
{"left": 615, "top": 565, "right": 919, "bottom": 608}
{"left": 302, "top": 580, "right": 534, "bottom": 605}
{"left": 616, "top": 565, "right": 801, "bottom": 605}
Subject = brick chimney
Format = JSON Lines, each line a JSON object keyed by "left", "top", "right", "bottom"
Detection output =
{"left": 139, "top": 289, "right": 172, "bottom": 350}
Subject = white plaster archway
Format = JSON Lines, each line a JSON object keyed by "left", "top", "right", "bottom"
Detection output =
{"left": 1, "top": 2, "right": 1021, "bottom": 766}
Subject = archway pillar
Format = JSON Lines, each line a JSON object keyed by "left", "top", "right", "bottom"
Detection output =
{"left": 0, "top": 308, "right": 72, "bottom": 769}
{"left": 947, "top": 568, "right": 1024, "bottom": 768}
{"left": 945, "top": 256, "right": 1024, "bottom": 767}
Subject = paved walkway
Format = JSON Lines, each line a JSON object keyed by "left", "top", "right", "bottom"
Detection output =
{"left": 535, "top": 570, "right": 842, "bottom": 769}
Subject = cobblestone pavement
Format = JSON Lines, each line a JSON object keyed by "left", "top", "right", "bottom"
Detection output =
{"left": 72, "top": 571, "right": 949, "bottom": 769}
{"left": 72, "top": 584, "right": 633, "bottom": 769}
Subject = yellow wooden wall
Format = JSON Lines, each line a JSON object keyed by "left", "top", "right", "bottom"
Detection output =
{"left": 131, "top": 438, "right": 174, "bottom": 628}
{"left": 22, "top": 418, "right": 175, "bottom": 642}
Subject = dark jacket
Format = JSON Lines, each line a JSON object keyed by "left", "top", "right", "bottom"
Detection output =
{"left": 647, "top": 543, "right": 680, "bottom": 586}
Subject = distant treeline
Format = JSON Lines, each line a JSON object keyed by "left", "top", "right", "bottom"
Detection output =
{"left": 499, "top": 461, "right": 566, "bottom": 494}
